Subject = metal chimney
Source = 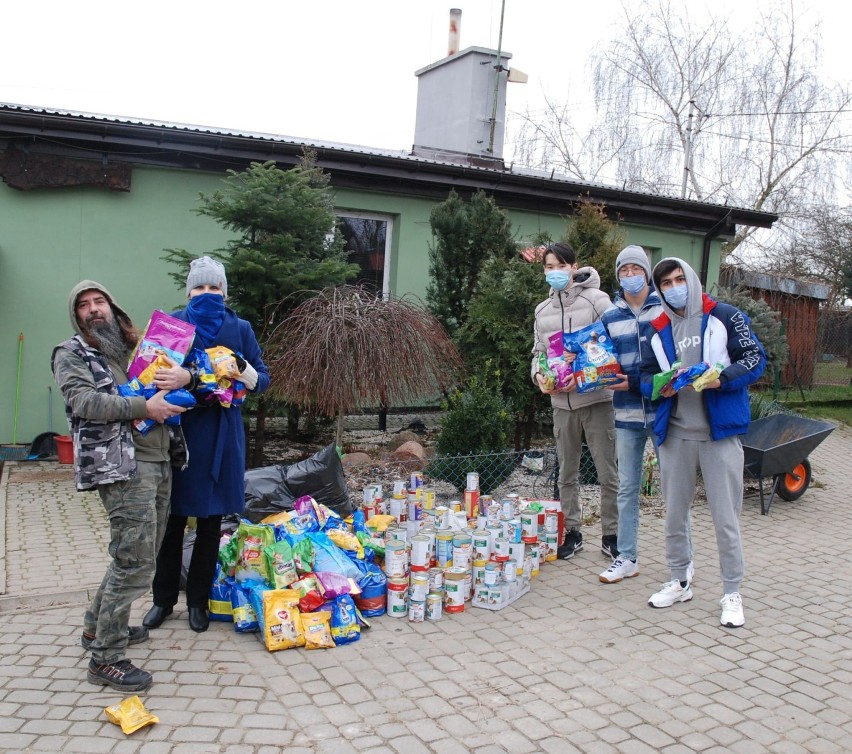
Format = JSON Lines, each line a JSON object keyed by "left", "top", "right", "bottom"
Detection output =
{"left": 448, "top": 9, "right": 461, "bottom": 56}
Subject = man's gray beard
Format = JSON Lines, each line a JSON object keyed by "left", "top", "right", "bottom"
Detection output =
{"left": 89, "top": 319, "right": 131, "bottom": 365}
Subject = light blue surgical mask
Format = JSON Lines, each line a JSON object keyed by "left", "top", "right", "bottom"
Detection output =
{"left": 663, "top": 284, "right": 689, "bottom": 310}
{"left": 620, "top": 274, "right": 646, "bottom": 295}
{"left": 545, "top": 270, "right": 571, "bottom": 291}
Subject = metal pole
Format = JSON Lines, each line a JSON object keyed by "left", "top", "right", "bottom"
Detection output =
{"left": 487, "top": 0, "right": 507, "bottom": 154}
{"left": 681, "top": 99, "right": 695, "bottom": 199}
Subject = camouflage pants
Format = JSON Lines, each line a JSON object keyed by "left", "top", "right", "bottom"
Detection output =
{"left": 84, "top": 460, "right": 172, "bottom": 664}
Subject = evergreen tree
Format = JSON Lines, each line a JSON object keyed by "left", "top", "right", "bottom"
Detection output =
{"left": 565, "top": 199, "right": 624, "bottom": 294}
{"left": 427, "top": 189, "right": 518, "bottom": 336}
{"left": 163, "top": 154, "right": 358, "bottom": 461}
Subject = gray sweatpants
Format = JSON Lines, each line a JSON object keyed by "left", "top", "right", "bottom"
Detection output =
{"left": 553, "top": 402, "right": 619, "bottom": 535}
{"left": 658, "top": 435, "right": 744, "bottom": 595}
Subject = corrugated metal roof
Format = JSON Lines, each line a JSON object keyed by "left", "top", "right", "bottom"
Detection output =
{"left": 0, "top": 101, "right": 763, "bottom": 215}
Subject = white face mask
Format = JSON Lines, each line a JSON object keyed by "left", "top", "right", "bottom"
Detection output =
{"left": 663, "top": 284, "right": 688, "bottom": 309}
{"left": 620, "top": 274, "right": 646, "bottom": 295}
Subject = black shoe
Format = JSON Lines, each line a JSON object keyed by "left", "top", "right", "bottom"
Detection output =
{"left": 188, "top": 607, "right": 209, "bottom": 633}
{"left": 601, "top": 535, "right": 619, "bottom": 559}
{"left": 81, "top": 625, "right": 149, "bottom": 650}
{"left": 87, "top": 659, "right": 153, "bottom": 692}
{"left": 142, "top": 605, "right": 174, "bottom": 629}
{"left": 557, "top": 528, "right": 583, "bottom": 559}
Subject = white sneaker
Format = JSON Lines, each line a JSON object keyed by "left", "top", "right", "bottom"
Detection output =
{"left": 599, "top": 557, "right": 639, "bottom": 584}
{"left": 720, "top": 592, "right": 745, "bottom": 628}
{"left": 648, "top": 579, "right": 693, "bottom": 608}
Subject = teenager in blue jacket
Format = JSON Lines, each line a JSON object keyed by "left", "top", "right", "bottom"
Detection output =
{"left": 143, "top": 256, "right": 270, "bottom": 633}
{"left": 639, "top": 257, "right": 765, "bottom": 628}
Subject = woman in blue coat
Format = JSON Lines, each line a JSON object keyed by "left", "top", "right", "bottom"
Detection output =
{"left": 143, "top": 256, "right": 270, "bottom": 632}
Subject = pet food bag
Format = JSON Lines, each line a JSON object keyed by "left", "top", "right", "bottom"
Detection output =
{"left": 564, "top": 322, "right": 621, "bottom": 393}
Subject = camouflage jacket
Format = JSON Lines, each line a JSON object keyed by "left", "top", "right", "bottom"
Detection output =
{"left": 51, "top": 335, "right": 187, "bottom": 491}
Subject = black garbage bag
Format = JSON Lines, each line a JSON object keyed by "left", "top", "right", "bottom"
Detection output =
{"left": 243, "top": 443, "right": 353, "bottom": 523}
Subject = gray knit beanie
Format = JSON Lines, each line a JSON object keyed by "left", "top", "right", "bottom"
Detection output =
{"left": 186, "top": 256, "right": 228, "bottom": 298}
{"left": 615, "top": 245, "right": 652, "bottom": 283}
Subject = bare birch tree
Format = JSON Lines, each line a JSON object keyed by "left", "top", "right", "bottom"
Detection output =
{"left": 511, "top": 0, "right": 851, "bottom": 257}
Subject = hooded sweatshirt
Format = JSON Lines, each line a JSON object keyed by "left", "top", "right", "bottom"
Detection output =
{"left": 639, "top": 259, "right": 767, "bottom": 445}
{"left": 51, "top": 281, "right": 177, "bottom": 489}
{"left": 531, "top": 266, "right": 614, "bottom": 411}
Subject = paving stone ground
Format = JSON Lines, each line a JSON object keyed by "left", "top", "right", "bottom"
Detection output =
{"left": 1, "top": 426, "right": 851, "bottom": 753}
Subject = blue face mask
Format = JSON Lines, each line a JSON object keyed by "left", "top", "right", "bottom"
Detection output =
{"left": 620, "top": 274, "right": 646, "bottom": 295}
{"left": 663, "top": 284, "right": 688, "bottom": 309}
{"left": 545, "top": 270, "right": 572, "bottom": 291}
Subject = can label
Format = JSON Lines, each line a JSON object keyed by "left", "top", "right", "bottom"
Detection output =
{"left": 387, "top": 579, "right": 408, "bottom": 617}
{"left": 472, "top": 560, "right": 487, "bottom": 588}
{"left": 426, "top": 593, "right": 443, "bottom": 621}
{"left": 520, "top": 509, "right": 539, "bottom": 543}
{"left": 493, "top": 536, "right": 510, "bottom": 560}
{"left": 421, "top": 487, "right": 436, "bottom": 510}
{"left": 466, "top": 472, "right": 479, "bottom": 491}
{"left": 472, "top": 532, "right": 491, "bottom": 561}
{"left": 410, "top": 471, "right": 424, "bottom": 490}
{"left": 392, "top": 479, "right": 407, "bottom": 496}
{"left": 544, "top": 531, "right": 558, "bottom": 561}
{"left": 484, "top": 563, "right": 498, "bottom": 586}
{"left": 503, "top": 562, "right": 517, "bottom": 582}
{"left": 384, "top": 541, "right": 409, "bottom": 578}
{"left": 436, "top": 532, "right": 454, "bottom": 568}
{"left": 408, "top": 599, "right": 425, "bottom": 623}
{"left": 506, "top": 519, "right": 522, "bottom": 544}
{"left": 444, "top": 580, "right": 465, "bottom": 613}
{"left": 452, "top": 534, "right": 473, "bottom": 570}
{"left": 428, "top": 567, "right": 444, "bottom": 592}
{"left": 544, "top": 512, "right": 559, "bottom": 534}
{"left": 463, "top": 489, "right": 479, "bottom": 518}
{"left": 409, "top": 575, "right": 429, "bottom": 602}
{"left": 410, "top": 535, "right": 430, "bottom": 571}
{"left": 389, "top": 496, "right": 405, "bottom": 522}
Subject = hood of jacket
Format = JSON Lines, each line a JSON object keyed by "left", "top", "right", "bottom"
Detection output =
{"left": 549, "top": 265, "right": 601, "bottom": 306}
{"left": 653, "top": 258, "right": 704, "bottom": 320}
{"left": 67, "top": 280, "right": 134, "bottom": 338}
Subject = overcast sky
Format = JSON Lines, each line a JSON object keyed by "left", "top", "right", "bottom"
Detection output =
{"left": 1, "top": 1, "right": 848, "bottom": 155}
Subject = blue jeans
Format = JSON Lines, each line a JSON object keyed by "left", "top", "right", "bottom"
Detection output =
{"left": 615, "top": 426, "right": 656, "bottom": 562}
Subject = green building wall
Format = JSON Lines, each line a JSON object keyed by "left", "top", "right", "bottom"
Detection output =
{"left": 0, "top": 163, "right": 725, "bottom": 445}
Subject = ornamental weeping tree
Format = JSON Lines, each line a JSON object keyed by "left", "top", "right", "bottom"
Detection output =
{"left": 264, "top": 286, "right": 465, "bottom": 446}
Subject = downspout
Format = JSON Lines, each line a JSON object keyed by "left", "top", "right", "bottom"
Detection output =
{"left": 700, "top": 210, "right": 733, "bottom": 287}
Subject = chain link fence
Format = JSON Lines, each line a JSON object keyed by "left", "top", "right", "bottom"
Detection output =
{"left": 815, "top": 308, "right": 851, "bottom": 386}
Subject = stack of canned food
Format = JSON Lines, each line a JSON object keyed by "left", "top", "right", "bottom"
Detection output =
{"left": 371, "top": 471, "right": 562, "bottom": 621}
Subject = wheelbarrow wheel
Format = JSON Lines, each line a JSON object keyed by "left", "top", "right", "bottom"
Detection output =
{"left": 775, "top": 459, "right": 812, "bottom": 502}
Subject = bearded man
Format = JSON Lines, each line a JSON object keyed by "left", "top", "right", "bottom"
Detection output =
{"left": 51, "top": 281, "right": 187, "bottom": 691}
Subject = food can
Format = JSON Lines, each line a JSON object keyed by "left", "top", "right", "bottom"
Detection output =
{"left": 362, "top": 504, "right": 376, "bottom": 520}
{"left": 484, "top": 562, "right": 498, "bottom": 586}
{"left": 501, "top": 500, "right": 514, "bottom": 518}
{"left": 472, "top": 531, "right": 491, "bottom": 561}
{"left": 528, "top": 542, "right": 541, "bottom": 576}
{"left": 395, "top": 524, "right": 410, "bottom": 543}
{"left": 362, "top": 486, "right": 376, "bottom": 505}
{"left": 444, "top": 567, "right": 466, "bottom": 613}
{"left": 475, "top": 515, "right": 487, "bottom": 530}
{"left": 392, "top": 478, "right": 407, "bottom": 496}
{"left": 428, "top": 566, "right": 444, "bottom": 592}
{"left": 493, "top": 536, "right": 510, "bottom": 561}
{"left": 488, "top": 584, "right": 503, "bottom": 606}
{"left": 410, "top": 534, "right": 431, "bottom": 571}
{"left": 520, "top": 508, "right": 539, "bottom": 543}
{"left": 463, "top": 489, "right": 480, "bottom": 519}
{"left": 466, "top": 472, "right": 480, "bottom": 491}
{"left": 544, "top": 531, "right": 559, "bottom": 562}
{"left": 508, "top": 541, "right": 525, "bottom": 575}
{"left": 426, "top": 592, "right": 443, "bottom": 621}
{"left": 452, "top": 533, "right": 473, "bottom": 570}
{"left": 389, "top": 495, "right": 405, "bottom": 522}
{"left": 407, "top": 499, "right": 422, "bottom": 522}
{"left": 544, "top": 512, "right": 559, "bottom": 535}
{"left": 436, "top": 531, "right": 454, "bottom": 568}
{"left": 410, "top": 471, "right": 424, "bottom": 490}
{"left": 503, "top": 561, "right": 517, "bottom": 582}
{"left": 506, "top": 519, "right": 522, "bottom": 544}
{"left": 478, "top": 494, "right": 493, "bottom": 517}
{"left": 387, "top": 577, "right": 409, "bottom": 617}
{"left": 384, "top": 539, "right": 409, "bottom": 578}
{"left": 464, "top": 570, "right": 473, "bottom": 601}
{"left": 449, "top": 500, "right": 462, "bottom": 513}
{"left": 472, "top": 558, "right": 488, "bottom": 588}
{"left": 487, "top": 502, "right": 501, "bottom": 523}
{"left": 409, "top": 573, "right": 429, "bottom": 602}
{"left": 408, "top": 599, "right": 425, "bottom": 623}
{"left": 505, "top": 493, "right": 521, "bottom": 516}
{"left": 421, "top": 487, "right": 436, "bottom": 510}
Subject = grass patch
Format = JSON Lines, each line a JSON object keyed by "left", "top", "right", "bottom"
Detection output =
{"left": 787, "top": 402, "right": 852, "bottom": 428}
{"left": 812, "top": 359, "right": 851, "bottom": 385}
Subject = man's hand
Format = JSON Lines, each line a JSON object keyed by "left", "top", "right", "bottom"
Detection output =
{"left": 145, "top": 390, "right": 187, "bottom": 424}
{"left": 152, "top": 355, "right": 192, "bottom": 391}
{"left": 610, "top": 373, "right": 630, "bottom": 391}
{"left": 535, "top": 373, "right": 556, "bottom": 394}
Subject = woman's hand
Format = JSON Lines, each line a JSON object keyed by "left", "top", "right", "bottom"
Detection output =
{"left": 152, "top": 355, "right": 192, "bottom": 391}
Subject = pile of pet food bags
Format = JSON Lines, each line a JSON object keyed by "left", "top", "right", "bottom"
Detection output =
{"left": 210, "top": 495, "right": 387, "bottom": 652}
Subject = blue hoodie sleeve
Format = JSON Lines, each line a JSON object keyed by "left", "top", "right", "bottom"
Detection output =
{"left": 715, "top": 304, "right": 766, "bottom": 390}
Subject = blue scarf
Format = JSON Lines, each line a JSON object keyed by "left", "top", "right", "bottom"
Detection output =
{"left": 184, "top": 293, "right": 226, "bottom": 347}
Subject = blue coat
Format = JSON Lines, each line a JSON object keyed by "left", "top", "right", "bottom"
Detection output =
{"left": 639, "top": 294, "right": 766, "bottom": 445}
{"left": 170, "top": 308, "right": 270, "bottom": 517}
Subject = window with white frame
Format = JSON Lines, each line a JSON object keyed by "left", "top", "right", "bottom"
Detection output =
{"left": 336, "top": 212, "right": 392, "bottom": 294}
